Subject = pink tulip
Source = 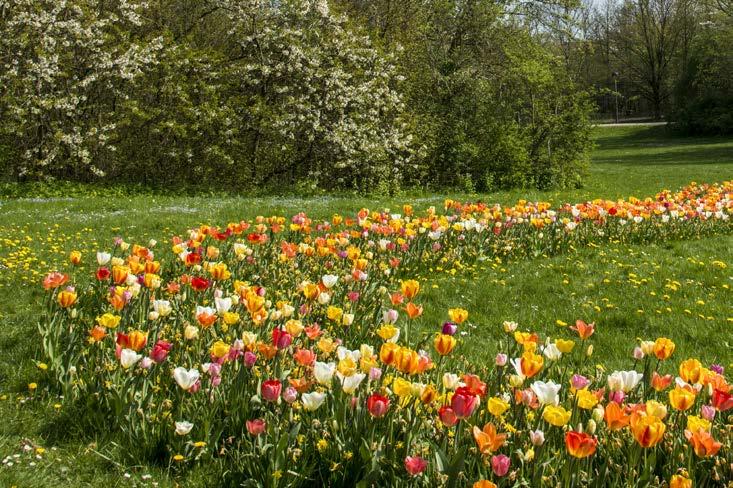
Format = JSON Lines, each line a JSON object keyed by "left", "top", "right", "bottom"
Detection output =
{"left": 404, "top": 456, "right": 428, "bottom": 476}
{"left": 261, "top": 379, "right": 282, "bottom": 402}
{"left": 609, "top": 390, "right": 625, "bottom": 404}
{"left": 633, "top": 347, "right": 644, "bottom": 360}
{"left": 571, "top": 374, "right": 590, "bottom": 390}
{"left": 451, "top": 387, "right": 478, "bottom": 419}
{"left": 369, "top": 367, "right": 382, "bottom": 381}
{"left": 495, "top": 353, "right": 508, "bottom": 367}
{"left": 283, "top": 387, "right": 298, "bottom": 404}
{"left": 701, "top": 404, "right": 716, "bottom": 421}
{"left": 246, "top": 419, "right": 266, "bottom": 436}
{"left": 244, "top": 351, "right": 257, "bottom": 367}
{"left": 491, "top": 454, "right": 510, "bottom": 477}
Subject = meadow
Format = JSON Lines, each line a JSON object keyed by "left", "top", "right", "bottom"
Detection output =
{"left": 0, "top": 125, "right": 732, "bottom": 486}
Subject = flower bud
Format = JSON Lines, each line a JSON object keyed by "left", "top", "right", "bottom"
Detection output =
{"left": 586, "top": 419, "right": 597, "bottom": 435}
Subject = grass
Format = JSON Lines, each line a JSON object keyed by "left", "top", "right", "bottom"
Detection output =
{"left": 0, "top": 125, "right": 732, "bottom": 486}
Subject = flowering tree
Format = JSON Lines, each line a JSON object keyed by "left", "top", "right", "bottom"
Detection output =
{"left": 0, "top": 0, "right": 163, "bottom": 179}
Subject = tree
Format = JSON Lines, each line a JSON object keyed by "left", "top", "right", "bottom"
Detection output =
{"left": 611, "top": 0, "right": 692, "bottom": 119}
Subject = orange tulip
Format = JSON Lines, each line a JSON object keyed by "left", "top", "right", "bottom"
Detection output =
{"left": 565, "top": 431, "right": 598, "bottom": 458}
{"left": 400, "top": 279, "right": 420, "bottom": 300}
{"left": 604, "top": 401, "right": 630, "bottom": 430}
{"left": 686, "top": 429, "right": 722, "bottom": 458}
{"left": 127, "top": 330, "right": 148, "bottom": 351}
{"left": 669, "top": 387, "right": 696, "bottom": 411}
{"left": 630, "top": 412, "right": 665, "bottom": 447}
{"left": 57, "top": 289, "right": 77, "bottom": 308}
{"left": 69, "top": 250, "right": 82, "bottom": 265}
{"left": 42, "top": 272, "right": 69, "bottom": 290}
{"left": 405, "top": 302, "right": 423, "bottom": 319}
{"left": 473, "top": 481, "right": 497, "bottom": 488}
{"left": 570, "top": 320, "right": 595, "bottom": 339}
{"left": 379, "top": 342, "right": 399, "bottom": 366}
{"left": 652, "top": 337, "right": 675, "bottom": 360}
{"left": 89, "top": 326, "right": 107, "bottom": 343}
{"left": 472, "top": 423, "right": 507, "bottom": 455}
{"left": 112, "top": 265, "right": 129, "bottom": 285}
{"left": 520, "top": 351, "right": 544, "bottom": 378}
{"left": 434, "top": 333, "right": 456, "bottom": 356}
{"left": 651, "top": 371, "right": 673, "bottom": 391}
{"left": 679, "top": 358, "right": 703, "bottom": 384}
{"left": 670, "top": 475, "right": 692, "bottom": 488}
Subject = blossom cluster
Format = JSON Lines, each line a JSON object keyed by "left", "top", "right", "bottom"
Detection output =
{"left": 38, "top": 181, "right": 732, "bottom": 485}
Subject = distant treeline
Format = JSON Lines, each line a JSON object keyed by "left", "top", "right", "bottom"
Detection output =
{"left": 0, "top": 1, "right": 729, "bottom": 193}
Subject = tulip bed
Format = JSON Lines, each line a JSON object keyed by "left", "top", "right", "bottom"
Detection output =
{"left": 34, "top": 181, "right": 733, "bottom": 487}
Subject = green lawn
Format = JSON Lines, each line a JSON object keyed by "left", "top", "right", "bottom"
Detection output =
{"left": 0, "top": 125, "right": 732, "bottom": 486}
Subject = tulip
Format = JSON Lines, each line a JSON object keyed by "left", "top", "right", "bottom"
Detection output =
{"left": 651, "top": 371, "right": 673, "bottom": 391}
{"left": 571, "top": 374, "right": 590, "bottom": 390}
{"left": 604, "top": 402, "right": 630, "bottom": 430}
{"left": 404, "top": 456, "right": 427, "bottom": 476}
{"left": 607, "top": 370, "right": 643, "bottom": 393}
{"left": 519, "top": 351, "right": 543, "bottom": 378}
{"left": 244, "top": 351, "right": 257, "bottom": 367}
{"left": 491, "top": 454, "right": 510, "bottom": 477}
{"left": 340, "top": 373, "right": 366, "bottom": 394}
{"left": 630, "top": 412, "right": 665, "bottom": 447}
{"left": 531, "top": 380, "right": 561, "bottom": 406}
{"left": 366, "top": 393, "right": 390, "bottom": 418}
{"left": 246, "top": 419, "right": 266, "bottom": 436}
{"left": 669, "top": 386, "right": 696, "bottom": 411}
{"left": 57, "top": 289, "right": 78, "bottom": 308}
{"left": 400, "top": 280, "right": 420, "bottom": 300}
{"left": 313, "top": 361, "right": 336, "bottom": 385}
{"left": 652, "top": 337, "right": 675, "bottom": 360}
{"left": 686, "top": 429, "right": 722, "bottom": 457}
{"left": 441, "top": 321, "right": 458, "bottom": 336}
{"left": 543, "top": 405, "right": 571, "bottom": 427}
{"left": 565, "top": 431, "right": 598, "bottom": 459}
{"left": 173, "top": 367, "right": 200, "bottom": 391}
{"left": 438, "top": 406, "right": 458, "bottom": 427}
{"left": 670, "top": 475, "right": 692, "bottom": 488}
{"left": 473, "top": 481, "right": 497, "bottom": 488}
{"left": 495, "top": 353, "right": 507, "bottom": 367}
{"left": 487, "top": 397, "right": 510, "bottom": 417}
{"left": 711, "top": 388, "right": 733, "bottom": 411}
{"left": 529, "top": 429, "right": 545, "bottom": 446}
{"left": 261, "top": 379, "right": 282, "bottom": 402}
{"left": 120, "top": 349, "right": 141, "bottom": 369}
{"left": 301, "top": 391, "right": 327, "bottom": 411}
{"left": 451, "top": 387, "right": 479, "bottom": 419}
{"left": 447, "top": 308, "right": 468, "bottom": 324}
{"left": 473, "top": 423, "right": 507, "bottom": 455}
{"left": 150, "top": 340, "right": 172, "bottom": 363}
{"left": 43, "top": 272, "right": 69, "bottom": 290}
{"left": 69, "top": 250, "right": 82, "bottom": 265}
{"left": 679, "top": 358, "right": 703, "bottom": 384}
{"left": 570, "top": 319, "right": 595, "bottom": 339}
{"left": 175, "top": 421, "right": 193, "bottom": 436}
{"left": 368, "top": 367, "right": 382, "bottom": 381}
{"left": 382, "top": 309, "right": 399, "bottom": 324}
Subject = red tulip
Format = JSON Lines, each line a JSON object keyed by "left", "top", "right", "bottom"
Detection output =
{"left": 712, "top": 389, "right": 733, "bottom": 411}
{"left": 272, "top": 328, "right": 292, "bottom": 350}
{"left": 438, "top": 406, "right": 458, "bottom": 426}
{"left": 366, "top": 394, "right": 390, "bottom": 418}
{"left": 246, "top": 419, "right": 266, "bottom": 436}
{"left": 261, "top": 379, "right": 282, "bottom": 402}
{"left": 451, "top": 387, "right": 479, "bottom": 419}
{"left": 190, "top": 276, "right": 209, "bottom": 291}
{"left": 404, "top": 456, "right": 428, "bottom": 476}
{"left": 150, "top": 340, "right": 172, "bottom": 363}
{"left": 96, "top": 267, "right": 110, "bottom": 281}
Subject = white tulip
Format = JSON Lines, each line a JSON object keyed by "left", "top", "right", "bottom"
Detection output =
{"left": 173, "top": 367, "right": 200, "bottom": 390}
{"left": 607, "top": 370, "right": 643, "bottom": 393}
{"left": 321, "top": 274, "right": 338, "bottom": 289}
{"left": 175, "top": 421, "right": 193, "bottom": 436}
{"left": 339, "top": 373, "right": 366, "bottom": 394}
{"left": 120, "top": 349, "right": 141, "bottom": 369}
{"left": 214, "top": 296, "right": 232, "bottom": 314}
{"left": 96, "top": 251, "right": 111, "bottom": 265}
{"left": 530, "top": 380, "right": 561, "bottom": 406}
{"left": 543, "top": 343, "right": 562, "bottom": 361}
{"left": 313, "top": 361, "right": 336, "bottom": 385}
{"left": 301, "top": 391, "right": 327, "bottom": 411}
{"left": 442, "top": 373, "right": 461, "bottom": 390}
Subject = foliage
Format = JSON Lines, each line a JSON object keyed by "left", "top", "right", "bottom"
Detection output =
{"left": 0, "top": 0, "right": 413, "bottom": 192}
{"left": 670, "top": 11, "right": 733, "bottom": 135}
